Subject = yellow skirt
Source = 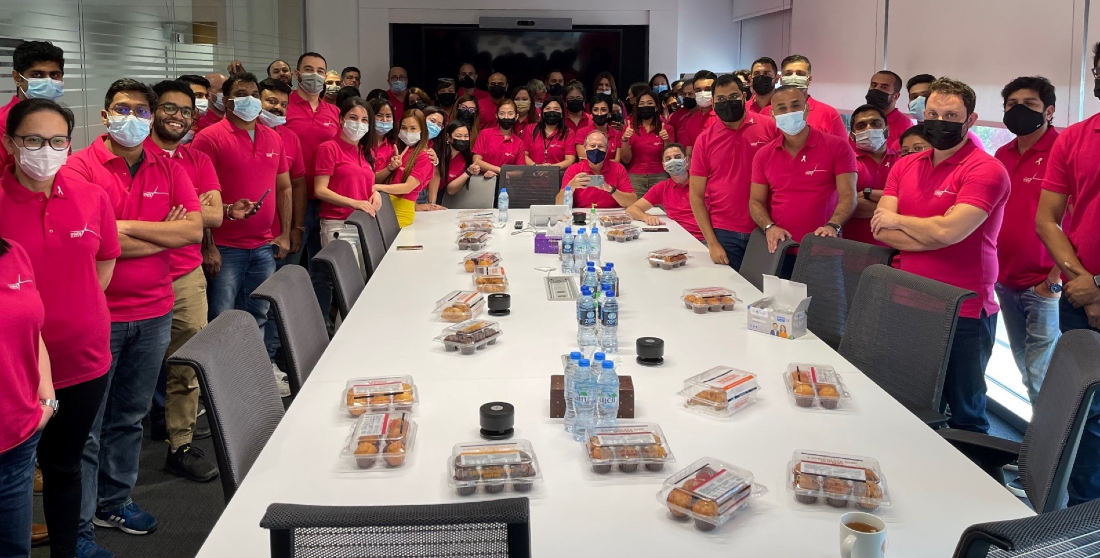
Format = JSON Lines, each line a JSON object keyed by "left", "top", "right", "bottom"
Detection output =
{"left": 390, "top": 195, "right": 416, "bottom": 228}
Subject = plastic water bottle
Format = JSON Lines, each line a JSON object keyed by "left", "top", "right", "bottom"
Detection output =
{"left": 564, "top": 351, "right": 582, "bottom": 433}
{"left": 577, "top": 286, "right": 597, "bottom": 352}
{"left": 588, "top": 204, "right": 597, "bottom": 228}
{"left": 592, "top": 351, "right": 606, "bottom": 369}
{"left": 572, "top": 359, "right": 596, "bottom": 441}
{"left": 596, "top": 360, "right": 619, "bottom": 427}
{"left": 583, "top": 264, "right": 599, "bottom": 299}
{"left": 589, "top": 227, "right": 602, "bottom": 268}
{"left": 561, "top": 226, "right": 575, "bottom": 274}
{"left": 600, "top": 287, "right": 619, "bottom": 353}
{"left": 497, "top": 188, "right": 509, "bottom": 224}
{"left": 575, "top": 228, "right": 588, "bottom": 268}
{"left": 563, "top": 185, "right": 573, "bottom": 208}
{"left": 600, "top": 262, "right": 618, "bottom": 297}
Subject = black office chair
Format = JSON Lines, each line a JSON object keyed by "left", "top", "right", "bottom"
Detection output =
{"left": 952, "top": 497, "right": 1100, "bottom": 557}
{"left": 376, "top": 194, "right": 401, "bottom": 249}
{"left": 250, "top": 266, "right": 329, "bottom": 399}
{"left": 260, "top": 498, "right": 531, "bottom": 558}
{"left": 941, "top": 329, "right": 1100, "bottom": 513}
{"left": 345, "top": 209, "right": 387, "bottom": 280}
{"left": 738, "top": 227, "right": 798, "bottom": 291}
{"left": 790, "top": 235, "right": 896, "bottom": 349}
{"left": 167, "top": 310, "right": 284, "bottom": 502}
{"left": 312, "top": 240, "right": 365, "bottom": 320}
{"left": 838, "top": 265, "right": 975, "bottom": 428}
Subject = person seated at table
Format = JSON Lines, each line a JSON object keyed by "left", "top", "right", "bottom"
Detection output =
{"left": 314, "top": 97, "right": 382, "bottom": 246}
{"left": 556, "top": 129, "right": 637, "bottom": 209}
{"left": 373, "top": 109, "right": 434, "bottom": 227}
{"left": 572, "top": 95, "right": 622, "bottom": 164}
{"left": 524, "top": 97, "right": 575, "bottom": 170}
{"left": 471, "top": 99, "right": 524, "bottom": 179}
{"left": 626, "top": 143, "right": 703, "bottom": 242}
{"left": 442, "top": 121, "right": 480, "bottom": 197}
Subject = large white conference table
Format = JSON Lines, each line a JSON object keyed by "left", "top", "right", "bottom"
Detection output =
{"left": 196, "top": 209, "right": 1032, "bottom": 557}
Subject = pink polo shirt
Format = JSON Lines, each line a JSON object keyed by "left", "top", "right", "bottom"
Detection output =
{"left": 478, "top": 95, "right": 500, "bottom": 129}
{"left": 446, "top": 154, "right": 467, "bottom": 186}
{"left": 316, "top": 138, "right": 376, "bottom": 220}
{"left": 678, "top": 109, "right": 718, "bottom": 148}
{"left": 643, "top": 177, "right": 703, "bottom": 241}
{"left": 668, "top": 108, "right": 690, "bottom": 132}
{"left": 63, "top": 136, "right": 200, "bottom": 322}
{"left": 690, "top": 114, "right": 781, "bottom": 234}
{"left": 1043, "top": 114, "right": 1100, "bottom": 280}
{"left": 885, "top": 109, "right": 914, "bottom": 151}
{"left": 751, "top": 127, "right": 858, "bottom": 244}
{"left": 387, "top": 90, "right": 406, "bottom": 123}
{"left": 286, "top": 89, "right": 340, "bottom": 198}
{"left": 191, "top": 119, "right": 289, "bottom": 249}
{"left": 0, "top": 241, "right": 44, "bottom": 453}
{"left": 624, "top": 122, "right": 675, "bottom": 174}
{"left": 391, "top": 147, "right": 434, "bottom": 201}
{"left": 994, "top": 128, "right": 1058, "bottom": 291}
{"left": 192, "top": 110, "right": 223, "bottom": 134}
{"left": 845, "top": 149, "right": 900, "bottom": 246}
{"left": 525, "top": 127, "right": 575, "bottom": 165}
{"left": 0, "top": 95, "right": 20, "bottom": 168}
{"left": 0, "top": 171, "right": 118, "bottom": 389}
{"left": 565, "top": 112, "right": 592, "bottom": 134}
{"left": 269, "top": 125, "right": 306, "bottom": 238}
{"left": 762, "top": 96, "right": 848, "bottom": 138}
{"left": 472, "top": 127, "right": 526, "bottom": 168}
{"left": 883, "top": 141, "right": 1010, "bottom": 319}
{"left": 573, "top": 125, "right": 623, "bottom": 163}
{"left": 747, "top": 97, "right": 769, "bottom": 115}
{"left": 145, "top": 141, "right": 221, "bottom": 280}
{"left": 372, "top": 140, "right": 397, "bottom": 173}
{"left": 561, "top": 160, "right": 633, "bottom": 209}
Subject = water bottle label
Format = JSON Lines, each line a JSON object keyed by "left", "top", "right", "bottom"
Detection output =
{"left": 580, "top": 310, "right": 596, "bottom": 327}
{"left": 563, "top": 244, "right": 573, "bottom": 255}
{"left": 602, "top": 311, "right": 618, "bottom": 327}
{"left": 574, "top": 390, "right": 594, "bottom": 405}
{"left": 598, "top": 393, "right": 618, "bottom": 406}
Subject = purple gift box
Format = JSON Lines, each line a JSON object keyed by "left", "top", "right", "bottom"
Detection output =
{"left": 535, "top": 233, "right": 561, "bottom": 254}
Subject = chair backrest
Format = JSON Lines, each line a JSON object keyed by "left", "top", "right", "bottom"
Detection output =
{"left": 952, "top": 497, "right": 1100, "bottom": 558}
{"left": 250, "top": 266, "right": 328, "bottom": 397}
{"left": 791, "top": 235, "right": 897, "bottom": 349}
{"left": 376, "top": 194, "right": 401, "bottom": 249}
{"left": 166, "top": 310, "right": 284, "bottom": 502}
{"left": 738, "top": 227, "right": 798, "bottom": 291}
{"left": 442, "top": 175, "right": 498, "bottom": 210}
{"left": 260, "top": 498, "right": 531, "bottom": 558}
{"left": 311, "top": 240, "right": 364, "bottom": 319}
{"left": 499, "top": 164, "right": 560, "bottom": 209}
{"left": 344, "top": 210, "right": 387, "bottom": 279}
{"left": 1021, "top": 329, "right": 1100, "bottom": 513}
{"left": 838, "top": 265, "right": 975, "bottom": 417}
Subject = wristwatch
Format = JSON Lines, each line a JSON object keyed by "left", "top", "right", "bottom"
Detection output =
{"left": 863, "top": 187, "right": 873, "bottom": 201}
{"left": 826, "top": 222, "right": 842, "bottom": 234}
{"left": 1093, "top": 274, "right": 1100, "bottom": 289}
{"left": 1045, "top": 279, "right": 1063, "bottom": 294}
{"left": 764, "top": 223, "right": 775, "bottom": 233}
{"left": 40, "top": 398, "right": 59, "bottom": 416}
{"left": 608, "top": 184, "right": 618, "bottom": 194}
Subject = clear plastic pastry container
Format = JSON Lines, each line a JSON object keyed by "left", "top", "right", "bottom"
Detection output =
{"left": 457, "top": 219, "right": 495, "bottom": 233}
{"left": 681, "top": 287, "right": 740, "bottom": 314}
{"left": 456, "top": 209, "right": 497, "bottom": 221}
{"left": 343, "top": 376, "right": 417, "bottom": 416}
{"left": 449, "top": 440, "right": 543, "bottom": 496}
{"left": 647, "top": 248, "right": 689, "bottom": 270}
{"left": 598, "top": 213, "right": 633, "bottom": 227}
{"left": 431, "top": 290, "right": 485, "bottom": 322}
{"left": 456, "top": 231, "right": 491, "bottom": 250}
{"left": 473, "top": 266, "right": 508, "bottom": 294}
{"left": 658, "top": 457, "right": 766, "bottom": 532}
{"left": 605, "top": 224, "right": 642, "bottom": 243}
{"left": 583, "top": 423, "right": 675, "bottom": 475}
{"left": 784, "top": 364, "right": 850, "bottom": 410}
{"left": 680, "top": 367, "right": 760, "bottom": 418}
{"left": 435, "top": 319, "right": 503, "bottom": 355}
{"left": 462, "top": 251, "right": 502, "bottom": 273}
{"left": 341, "top": 411, "right": 416, "bottom": 470}
{"left": 787, "top": 450, "right": 890, "bottom": 511}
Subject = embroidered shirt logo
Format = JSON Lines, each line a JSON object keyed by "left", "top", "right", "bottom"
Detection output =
{"left": 935, "top": 183, "right": 959, "bottom": 197}
{"left": 70, "top": 223, "right": 101, "bottom": 239}
{"left": 265, "top": 151, "right": 277, "bottom": 158}
{"left": 7, "top": 274, "right": 32, "bottom": 290}
{"left": 143, "top": 186, "right": 168, "bottom": 199}
{"left": 805, "top": 165, "right": 823, "bottom": 176}
{"left": 1023, "top": 174, "right": 1043, "bottom": 184}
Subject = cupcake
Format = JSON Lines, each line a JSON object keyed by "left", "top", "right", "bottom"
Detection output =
{"left": 616, "top": 447, "right": 640, "bottom": 473}
{"left": 642, "top": 445, "right": 668, "bottom": 472}
{"left": 666, "top": 488, "right": 694, "bottom": 519}
{"left": 794, "top": 472, "right": 821, "bottom": 504}
{"left": 383, "top": 441, "right": 406, "bottom": 467}
{"left": 720, "top": 296, "right": 735, "bottom": 311}
{"left": 691, "top": 499, "right": 719, "bottom": 531}
{"left": 482, "top": 465, "right": 507, "bottom": 492}
{"left": 855, "top": 481, "right": 883, "bottom": 512}
{"left": 793, "top": 383, "right": 815, "bottom": 407}
{"left": 464, "top": 260, "right": 477, "bottom": 272}
{"left": 354, "top": 440, "right": 378, "bottom": 469}
{"left": 824, "top": 477, "right": 852, "bottom": 508}
{"left": 817, "top": 385, "right": 840, "bottom": 409}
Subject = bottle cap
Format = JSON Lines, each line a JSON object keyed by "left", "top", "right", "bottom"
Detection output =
{"left": 565, "top": 226, "right": 572, "bottom": 233}
{"left": 570, "top": 351, "right": 583, "bottom": 359}
{"left": 579, "top": 359, "right": 591, "bottom": 367}
{"left": 578, "top": 228, "right": 586, "bottom": 233}
{"left": 581, "top": 286, "right": 591, "bottom": 295}
{"left": 603, "top": 360, "right": 615, "bottom": 369}
{"left": 592, "top": 227, "right": 598, "bottom": 233}
{"left": 607, "top": 262, "right": 614, "bottom": 269}
{"left": 594, "top": 352, "right": 605, "bottom": 360}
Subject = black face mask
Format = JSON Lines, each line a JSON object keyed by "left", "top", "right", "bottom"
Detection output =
{"left": 682, "top": 97, "right": 698, "bottom": 110}
{"left": 592, "top": 113, "right": 609, "bottom": 126}
{"left": 451, "top": 139, "right": 470, "bottom": 152}
{"left": 459, "top": 76, "right": 476, "bottom": 89}
{"left": 497, "top": 117, "right": 516, "bottom": 131}
{"left": 865, "top": 88, "right": 892, "bottom": 110}
{"left": 489, "top": 85, "right": 507, "bottom": 99}
{"left": 636, "top": 106, "right": 657, "bottom": 121}
{"left": 542, "top": 111, "right": 563, "bottom": 126}
{"left": 1094, "top": 78, "right": 1100, "bottom": 101}
{"left": 548, "top": 83, "right": 564, "bottom": 96}
{"left": 566, "top": 99, "right": 585, "bottom": 113}
{"left": 714, "top": 99, "right": 745, "bottom": 123}
{"left": 751, "top": 75, "right": 775, "bottom": 96}
{"left": 922, "top": 119, "right": 966, "bottom": 151}
{"left": 610, "top": 112, "right": 624, "bottom": 124}
{"left": 436, "top": 92, "right": 456, "bottom": 107}
{"left": 412, "top": 101, "right": 427, "bottom": 111}
{"left": 457, "top": 110, "right": 476, "bottom": 125}
{"left": 667, "top": 103, "right": 680, "bottom": 113}
{"left": 1003, "top": 104, "right": 1046, "bottom": 137}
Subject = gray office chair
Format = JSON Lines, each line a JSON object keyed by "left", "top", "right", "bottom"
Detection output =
{"left": 167, "top": 310, "right": 284, "bottom": 502}
{"left": 791, "top": 235, "right": 897, "bottom": 350}
{"left": 376, "top": 194, "right": 401, "bottom": 249}
{"left": 941, "top": 329, "right": 1100, "bottom": 513}
{"left": 260, "top": 498, "right": 531, "bottom": 558}
{"left": 952, "top": 497, "right": 1100, "bottom": 557}
{"left": 311, "top": 240, "right": 364, "bottom": 320}
{"left": 442, "top": 175, "right": 498, "bottom": 210}
{"left": 838, "top": 265, "right": 975, "bottom": 428}
{"left": 738, "top": 227, "right": 798, "bottom": 291}
{"left": 345, "top": 209, "right": 387, "bottom": 280}
{"left": 250, "top": 266, "right": 329, "bottom": 398}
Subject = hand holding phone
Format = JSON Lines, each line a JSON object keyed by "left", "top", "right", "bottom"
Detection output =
{"left": 248, "top": 189, "right": 272, "bottom": 217}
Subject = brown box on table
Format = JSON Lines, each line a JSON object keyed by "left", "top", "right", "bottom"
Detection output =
{"left": 550, "top": 375, "right": 634, "bottom": 418}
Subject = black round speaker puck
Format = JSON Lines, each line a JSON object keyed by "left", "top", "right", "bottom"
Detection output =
{"left": 479, "top": 402, "right": 515, "bottom": 440}
{"left": 636, "top": 337, "right": 665, "bottom": 366}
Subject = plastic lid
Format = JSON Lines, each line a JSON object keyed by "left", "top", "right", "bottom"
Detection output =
{"left": 579, "top": 359, "right": 591, "bottom": 367}
{"left": 578, "top": 228, "right": 586, "bottom": 233}
{"left": 607, "top": 262, "right": 614, "bottom": 269}
{"left": 594, "top": 352, "right": 605, "bottom": 361}
{"left": 565, "top": 226, "right": 572, "bottom": 233}
{"left": 592, "top": 227, "right": 599, "bottom": 233}
{"left": 500, "top": 188, "right": 507, "bottom": 192}
{"left": 581, "top": 286, "right": 592, "bottom": 295}
{"left": 570, "top": 351, "right": 583, "bottom": 359}
{"left": 603, "top": 360, "right": 615, "bottom": 369}
{"left": 565, "top": 186, "right": 571, "bottom": 191}
{"left": 588, "top": 264, "right": 596, "bottom": 270}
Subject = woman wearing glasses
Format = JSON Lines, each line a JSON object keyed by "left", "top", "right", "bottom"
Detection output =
{"left": 0, "top": 98, "right": 118, "bottom": 558}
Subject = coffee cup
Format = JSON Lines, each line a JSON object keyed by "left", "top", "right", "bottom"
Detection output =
{"left": 840, "top": 511, "right": 887, "bottom": 558}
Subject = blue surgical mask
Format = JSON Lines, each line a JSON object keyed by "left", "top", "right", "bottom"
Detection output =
{"left": 258, "top": 109, "right": 285, "bottom": 128}
{"left": 212, "top": 92, "right": 225, "bottom": 111}
{"left": 653, "top": 84, "right": 668, "bottom": 94}
{"left": 106, "top": 115, "right": 152, "bottom": 147}
{"left": 909, "top": 96, "right": 927, "bottom": 122}
{"left": 774, "top": 110, "right": 808, "bottom": 136}
{"left": 663, "top": 157, "right": 687, "bottom": 176}
{"left": 391, "top": 80, "right": 407, "bottom": 93}
{"left": 427, "top": 120, "right": 442, "bottom": 139}
{"left": 231, "top": 96, "right": 262, "bottom": 122}
{"left": 21, "top": 74, "right": 64, "bottom": 101}
{"left": 586, "top": 148, "right": 606, "bottom": 165}
{"left": 375, "top": 120, "right": 394, "bottom": 135}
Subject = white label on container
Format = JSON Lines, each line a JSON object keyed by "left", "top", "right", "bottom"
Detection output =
{"left": 596, "top": 432, "right": 657, "bottom": 446}
{"left": 458, "top": 451, "right": 523, "bottom": 467}
{"left": 800, "top": 455, "right": 869, "bottom": 482}
{"left": 791, "top": 365, "right": 838, "bottom": 386}
{"left": 702, "top": 369, "right": 757, "bottom": 399}
{"left": 352, "top": 381, "right": 404, "bottom": 396}
{"left": 354, "top": 414, "right": 390, "bottom": 439}
{"left": 690, "top": 469, "right": 749, "bottom": 501}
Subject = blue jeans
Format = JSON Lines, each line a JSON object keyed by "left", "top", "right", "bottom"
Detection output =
{"left": 994, "top": 283, "right": 1061, "bottom": 403}
{"left": 0, "top": 431, "right": 41, "bottom": 558}
{"left": 208, "top": 245, "right": 274, "bottom": 356}
{"left": 303, "top": 200, "right": 334, "bottom": 327}
{"left": 713, "top": 229, "right": 751, "bottom": 271}
{"left": 943, "top": 312, "right": 996, "bottom": 433}
{"left": 1059, "top": 296, "right": 1100, "bottom": 506}
{"left": 80, "top": 312, "right": 172, "bottom": 534}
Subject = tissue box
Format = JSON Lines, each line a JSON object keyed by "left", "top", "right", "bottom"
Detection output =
{"left": 747, "top": 275, "right": 811, "bottom": 340}
{"left": 535, "top": 233, "right": 561, "bottom": 254}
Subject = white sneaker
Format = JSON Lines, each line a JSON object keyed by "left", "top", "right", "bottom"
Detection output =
{"left": 272, "top": 363, "right": 291, "bottom": 397}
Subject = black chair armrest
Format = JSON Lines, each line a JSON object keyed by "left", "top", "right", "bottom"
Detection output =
{"left": 939, "top": 428, "right": 1021, "bottom": 477}
{"left": 904, "top": 403, "right": 949, "bottom": 429}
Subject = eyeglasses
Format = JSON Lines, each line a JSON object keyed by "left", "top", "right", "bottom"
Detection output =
{"left": 110, "top": 105, "right": 152, "bottom": 119}
{"left": 158, "top": 103, "right": 194, "bottom": 119}
{"left": 12, "top": 134, "right": 71, "bottom": 151}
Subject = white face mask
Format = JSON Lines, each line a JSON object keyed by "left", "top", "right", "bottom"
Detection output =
{"left": 597, "top": 88, "right": 612, "bottom": 96}
{"left": 695, "top": 90, "right": 713, "bottom": 108}
{"left": 774, "top": 110, "right": 808, "bottom": 136}
{"left": 399, "top": 130, "right": 421, "bottom": 146}
{"left": 853, "top": 129, "right": 887, "bottom": 153}
{"left": 180, "top": 130, "right": 195, "bottom": 145}
{"left": 195, "top": 98, "right": 209, "bottom": 117}
{"left": 258, "top": 109, "right": 286, "bottom": 128}
{"left": 343, "top": 120, "right": 370, "bottom": 141}
{"left": 909, "top": 96, "right": 927, "bottom": 122}
{"left": 781, "top": 75, "right": 809, "bottom": 90}
{"left": 17, "top": 146, "right": 68, "bottom": 181}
